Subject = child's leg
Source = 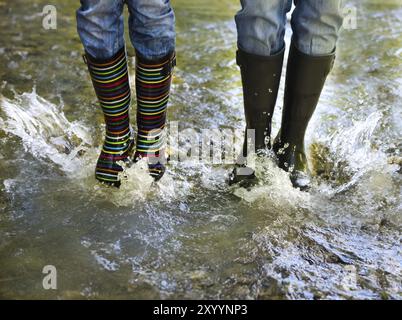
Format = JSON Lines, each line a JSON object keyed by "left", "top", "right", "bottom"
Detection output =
{"left": 77, "top": 0, "right": 133, "bottom": 187}
{"left": 127, "top": 0, "right": 176, "bottom": 180}
{"left": 127, "top": 0, "right": 175, "bottom": 60}
{"left": 77, "top": 0, "right": 125, "bottom": 59}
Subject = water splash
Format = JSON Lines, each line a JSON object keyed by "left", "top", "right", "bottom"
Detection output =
{"left": 231, "top": 154, "right": 311, "bottom": 211}
{"left": 0, "top": 88, "right": 232, "bottom": 208}
{"left": 309, "top": 111, "right": 401, "bottom": 223}
{"left": 326, "top": 112, "right": 392, "bottom": 192}
{"left": 0, "top": 88, "right": 96, "bottom": 178}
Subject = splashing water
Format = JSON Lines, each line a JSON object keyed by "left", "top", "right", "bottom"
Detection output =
{"left": 1, "top": 88, "right": 96, "bottom": 178}
{"left": 321, "top": 112, "right": 396, "bottom": 193}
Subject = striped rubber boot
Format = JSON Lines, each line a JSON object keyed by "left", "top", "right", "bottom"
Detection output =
{"left": 134, "top": 52, "right": 176, "bottom": 180}
{"left": 84, "top": 47, "right": 134, "bottom": 187}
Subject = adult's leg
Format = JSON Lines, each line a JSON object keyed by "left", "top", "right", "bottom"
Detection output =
{"left": 274, "top": 0, "right": 344, "bottom": 190}
{"left": 235, "top": 0, "right": 292, "bottom": 56}
{"left": 230, "top": 0, "right": 291, "bottom": 186}
{"left": 291, "top": 0, "right": 344, "bottom": 55}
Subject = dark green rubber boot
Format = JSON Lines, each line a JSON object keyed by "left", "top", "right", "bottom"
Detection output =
{"left": 273, "top": 42, "right": 336, "bottom": 191}
{"left": 229, "top": 47, "right": 285, "bottom": 186}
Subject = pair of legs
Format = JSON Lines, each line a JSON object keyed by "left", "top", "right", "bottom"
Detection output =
{"left": 231, "top": 0, "right": 344, "bottom": 190}
{"left": 77, "top": 0, "right": 175, "bottom": 60}
{"left": 77, "top": 0, "right": 176, "bottom": 186}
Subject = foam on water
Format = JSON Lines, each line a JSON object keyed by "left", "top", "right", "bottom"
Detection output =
{"left": 254, "top": 220, "right": 402, "bottom": 299}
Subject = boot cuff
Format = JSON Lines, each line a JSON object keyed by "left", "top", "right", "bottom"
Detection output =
{"left": 236, "top": 46, "right": 285, "bottom": 67}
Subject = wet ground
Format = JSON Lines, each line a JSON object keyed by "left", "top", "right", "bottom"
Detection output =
{"left": 0, "top": 0, "right": 401, "bottom": 299}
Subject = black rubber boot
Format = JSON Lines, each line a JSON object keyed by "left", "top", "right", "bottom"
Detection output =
{"left": 229, "top": 47, "right": 285, "bottom": 186}
{"left": 273, "top": 42, "right": 336, "bottom": 191}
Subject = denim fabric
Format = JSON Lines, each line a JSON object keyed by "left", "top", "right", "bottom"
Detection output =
{"left": 76, "top": 0, "right": 175, "bottom": 60}
{"left": 235, "top": 0, "right": 344, "bottom": 56}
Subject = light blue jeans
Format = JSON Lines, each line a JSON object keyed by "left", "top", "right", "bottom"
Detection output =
{"left": 235, "top": 0, "right": 344, "bottom": 56}
{"left": 76, "top": 0, "right": 175, "bottom": 60}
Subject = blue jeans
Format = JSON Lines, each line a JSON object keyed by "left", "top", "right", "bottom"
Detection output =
{"left": 76, "top": 0, "right": 175, "bottom": 60}
{"left": 235, "top": 0, "right": 344, "bottom": 56}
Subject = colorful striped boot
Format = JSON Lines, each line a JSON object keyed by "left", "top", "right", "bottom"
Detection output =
{"left": 84, "top": 47, "right": 134, "bottom": 187}
{"left": 134, "top": 52, "right": 176, "bottom": 180}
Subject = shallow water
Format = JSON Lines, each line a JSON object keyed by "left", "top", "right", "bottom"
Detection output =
{"left": 0, "top": 0, "right": 401, "bottom": 299}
